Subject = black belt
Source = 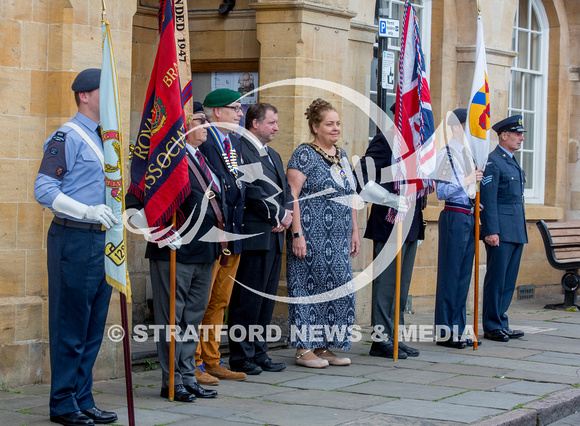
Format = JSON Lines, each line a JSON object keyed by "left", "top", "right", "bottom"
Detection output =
{"left": 53, "top": 216, "right": 104, "bottom": 231}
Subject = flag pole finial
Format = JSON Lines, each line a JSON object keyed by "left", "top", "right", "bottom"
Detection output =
{"left": 477, "top": 0, "right": 481, "bottom": 15}
{"left": 101, "top": 0, "right": 106, "bottom": 21}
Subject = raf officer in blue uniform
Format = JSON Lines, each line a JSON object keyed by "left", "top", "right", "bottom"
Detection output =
{"left": 34, "top": 69, "right": 118, "bottom": 425}
{"left": 434, "top": 108, "right": 483, "bottom": 348}
{"left": 480, "top": 115, "right": 528, "bottom": 342}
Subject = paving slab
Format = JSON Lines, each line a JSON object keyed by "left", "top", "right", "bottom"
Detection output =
{"left": 354, "top": 355, "right": 435, "bottom": 370}
{"left": 431, "top": 375, "right": 516, "bottom": 390}
{"left": 165, "top": 403, "right": 247, "bottom": 418}
{"left": 453, "top": 346, "right": 543, "bottom": 360}
{"left": 425, "top": 363, "right": 512, "bottom": 378}
{"left": 168, "top": 416, "right": 263, "bottom": 425}
{"left": 410, "top": 350, "right": 472, "bottom": 364}
{"left": 503, "top": 369, "right": 580, "bottom": 385}
{"left": 442, "top": 390, "right": 538, "bottom": 410}
{"left": 300, "top": 363, "right": 388, "bottom": 378}
{"left": 263, "top": 389, "right": 386, "bottom": 409}
{"left": 366, "top": 368, "right": 456, "bottom": 384}
{"left": 459, "top": 355, "right": 580, "bottom": 376}
{"left": 363, "top": 398, "right": 504, "bottom": 423}
{"left": 113, "top": 407, "right": 191, "bottom": 426}
{"left": 341, "top": 380, "right": 464, "bottom": 400}
{"left": 230, "top": 402, "right": 370, "bottom": 426}
{"left": 495, "top": 381, "right": 568, "bottom": 396}
{"left": 241, "top": 370, "right": 313, "bottom": 384}
{"left": 341, "top": 413, "right": 463, "bottom": 426}
{"left": 215, "top": 380, "right": 296, "bottom": 398}
{"left": 549, "top": 411, "right": 580, "bottom": 425}
{"left": 0, "top": 410, "right": 48, "bottom": 425}
{"left": 524, "top": 352, "right": 580, "bottom": 367}
{"left": 0, "top": 395, "right": 47, "bottom": 411}
{"left": 280, "top": 374, "right": 370, "bottom": 390}
{"left": 525, "top": 388, "right": 580, "bottom": 426}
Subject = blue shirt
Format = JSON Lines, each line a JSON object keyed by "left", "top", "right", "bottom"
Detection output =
{"left": 34, "top": 112, "right": 105, "bottom": 222}
{"left": 435, "top": 138, "right": 472, "bottom": 205}
{"left": 497, "top": 144, "right": 514, "bottom": 158}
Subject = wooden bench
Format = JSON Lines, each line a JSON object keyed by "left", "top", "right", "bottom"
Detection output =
{"left": 536, "top": 220, "right": 580, "bottom": 309}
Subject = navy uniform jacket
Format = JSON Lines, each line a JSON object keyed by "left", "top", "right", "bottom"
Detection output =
{"left": 125, "top": 150, "right": 222, "bottom": 264}
{"left": 357, "top": 131, "right": 425, "bottom": 243}
{"left": 239, "top": 136, "right": 293, "bottom": 253}
{"left": 480, "top": 145, "right": 528, "bottom": 244}
{"left": 198, "top": 128, "right": 246, "bottom": 254}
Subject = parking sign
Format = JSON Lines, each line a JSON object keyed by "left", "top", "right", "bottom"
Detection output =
{"left": 378, "top": 18, "right": 400, "bottom": 38}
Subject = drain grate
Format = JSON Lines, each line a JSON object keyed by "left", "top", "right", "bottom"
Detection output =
{"left": 517, "top": 284, "right": 535, "bottom": 300}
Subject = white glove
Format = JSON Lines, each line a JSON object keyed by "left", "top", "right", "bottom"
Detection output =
{"left": 359, "top": 181, "right": 409, "bottom": 213}
{"left": 85, "top": 205, "right": 118, "bottom": 229}
{"left": 158, "top": 231, "right": 182, "bottom": 250}
{"left": 52, "top": 193, "right": 118, "bottom": 229}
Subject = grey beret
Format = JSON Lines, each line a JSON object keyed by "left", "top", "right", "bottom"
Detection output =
{"left": 71, "top": 68, "right": 101, "bottom": 92}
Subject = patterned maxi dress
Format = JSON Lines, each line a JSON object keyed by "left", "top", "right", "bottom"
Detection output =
{"left": 286, "top": 143, "right": 356, "bottom": 351}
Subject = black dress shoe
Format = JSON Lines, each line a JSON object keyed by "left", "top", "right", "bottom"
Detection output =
{"left": 465, "top": 338, "right": 482, "bottom": 347}
{"left": 230, "top": 359, "right": 262, "bottom": 375}
{"left": 436, "top": 339, "right": 467, "bottom": 349}
{"left": 254, "top": 357, "right": 286, "bottom": 372}
{"left": 160, "top": 384, "right": 196, "bottom": 402}
{"left": 483, "top": 329, "right": 509, "bottom": 342}
{"left": 50, "top": 411, "right": 94, "bottom": 425}
{"left": 398, "top": 342, "right": 420, "bottom": 357}
{"left": 81, "top": 407, "right": 117, "bottom": 424}
{"left": 503, "top": 327, "right": 524, "bottom": 338}
{"left": 369, "top": 341, "right": 407, "bottom": 359}
{"left": 184, "top": 382, "right": 218, "bottom": 398}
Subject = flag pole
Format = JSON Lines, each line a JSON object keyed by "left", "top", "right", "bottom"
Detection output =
{"left": 168, "top": 212, "right": 177, "bottom": 401}
{"left": 394, "top": 222, "right": 403, "bottom": 361}
{"left": 474, "top": 187, "right": 480, "bottom": 350}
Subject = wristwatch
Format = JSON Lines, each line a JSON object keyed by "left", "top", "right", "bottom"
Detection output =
{"left": 292, "top": 232, "right": 303, "bottom": 238}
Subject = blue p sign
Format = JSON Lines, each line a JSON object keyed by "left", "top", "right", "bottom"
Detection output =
{"left": 379, "top": 18, "right": 387, "bottom": 37}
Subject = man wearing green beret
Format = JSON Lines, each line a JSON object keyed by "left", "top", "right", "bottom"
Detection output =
{"left": 195, "top": 88, "right": 248, "bottom": 383}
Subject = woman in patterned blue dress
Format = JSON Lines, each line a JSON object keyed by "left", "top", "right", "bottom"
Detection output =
{"left": 286, "top": 99, "right": 361, "bottom": 368}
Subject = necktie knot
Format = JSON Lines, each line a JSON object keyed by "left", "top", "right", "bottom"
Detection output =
{"left": 96, "top": 125, "right": 103, "bottom": 141}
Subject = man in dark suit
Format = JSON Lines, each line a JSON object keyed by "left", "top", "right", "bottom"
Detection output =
{"left": 480, "top": 115, "right": 528, "bottom": 342}
{"left": 126, "top": 102, "right": 219, "bottom": 402}
{"left": 356, "top": 118, "right": 426, "bottom": 360}
{"left": 195, "top": 89, "right": 248, "bottom": 384}
{"left": 227, "top": 102, "right": 293, "bottom": 374}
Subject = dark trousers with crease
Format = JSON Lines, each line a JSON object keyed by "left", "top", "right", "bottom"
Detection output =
{"left": 47, "top": 222, "right": 111, "bottom": 417}
{"left": 228, "top": 240, "right": 281, "bottom": 364}
{"left": 434, "top": 210, "right": 475, "bottom": 339}
{"left": 483, "top": 241, "right": 523, "bottom": 332}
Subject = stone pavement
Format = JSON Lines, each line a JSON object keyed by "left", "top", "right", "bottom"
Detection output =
{"left": 2, "top": 296, "right": 580, "bottom": 425}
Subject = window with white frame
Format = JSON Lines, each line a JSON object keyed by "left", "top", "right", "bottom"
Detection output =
{"left": 509, "top": 0, "right": 549, "bottom": 204}
{"left": 370, "top": 0, "right": 431, "bottom": 138}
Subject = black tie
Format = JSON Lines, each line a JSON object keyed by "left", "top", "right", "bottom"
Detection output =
{"left": 96, "top": 125, "right": 103, "bottom": 141}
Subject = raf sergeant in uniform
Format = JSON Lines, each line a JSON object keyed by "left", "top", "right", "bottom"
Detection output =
{"left": 34, "top": 69, "right": 118, "bottom": 425}
{"left": 126, "top": 102, "right": 220, "bottom": 403}
{"left": 227, "top": 103, "right": 293, "bottom": 375}
{"left": 480, "top": 115, "right": 528, "bottom": 342}
{"left": 195, "top": 89, "right": 247, "bottom": 384}
{"left": 434, "top": 108, "right": 483, "bottom": 348}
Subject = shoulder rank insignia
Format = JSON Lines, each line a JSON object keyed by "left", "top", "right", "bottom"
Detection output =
{"left": 481, "top": 175, "right": 493, "bottom": 186}
{"left": 52, "top": 131, "right": 66, "bottom": 143}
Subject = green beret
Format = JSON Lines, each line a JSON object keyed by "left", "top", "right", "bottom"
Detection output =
{"left": 203, "top": 88, "right": 241, "bottom": 107}
{"left": 71, "top": 68, "right": 101, "bottom": 92}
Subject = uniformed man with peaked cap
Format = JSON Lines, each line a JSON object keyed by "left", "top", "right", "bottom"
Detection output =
{"left": 480, "top": 114, "right": 528, "bottom": 342}
{"left": 34, "top": 68, "right": 118, "bottom": 425}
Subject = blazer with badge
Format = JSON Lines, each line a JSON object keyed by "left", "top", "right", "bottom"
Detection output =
{"left": 198, "top": 129, "right": 246, "bottom": 255}
{"left": 125, "top": 150, "right": 222, "bottom": 264}
{"left": 239, "top": 136, "right": 293, "bottom": 253}
{"left": 480, "top": 145, "right": 528, "bottom": 244}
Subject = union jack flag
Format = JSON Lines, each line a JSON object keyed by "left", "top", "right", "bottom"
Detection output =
{"left": 387, "top": 1, "right": 435, "bottom": 223}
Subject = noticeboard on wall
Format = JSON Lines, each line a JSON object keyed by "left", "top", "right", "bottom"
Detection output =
{"left": 211, "top": 72, "right": 259, "bottom": 105}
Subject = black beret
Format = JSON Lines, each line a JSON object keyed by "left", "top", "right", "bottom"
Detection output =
{"left": 203, "top": 88, "right": 241, "bottom": 107}
{"left": 448, "top": 108, "right": 467, "bottom": 126}
{"left": 193, "top": 101, "right": 204, "bottom": 114}
{"left": 71, "top": 68, "right": 101, "bottom": 92}
{"left": 492, "top": 114, "right": 526, "bottom": 135}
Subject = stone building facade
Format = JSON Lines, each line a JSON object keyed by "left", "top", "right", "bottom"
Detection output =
{"left": 0, "top": 0, "right": 578, "bottom": 386}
